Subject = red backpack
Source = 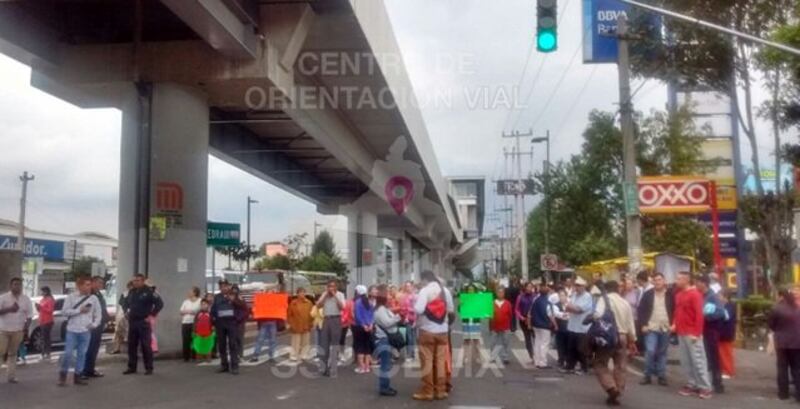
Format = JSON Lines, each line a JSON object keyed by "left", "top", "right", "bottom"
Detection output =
{"left": 194, "top": 312, "right": 213, "bottom": 337}
{"left": 424, "top": 284, "right": 448, "bottom": 324}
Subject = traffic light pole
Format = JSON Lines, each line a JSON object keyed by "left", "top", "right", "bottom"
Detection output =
{"left": 617, "top": 16, "right": 643, "bottom": 274}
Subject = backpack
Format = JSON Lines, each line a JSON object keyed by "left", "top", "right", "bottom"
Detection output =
{"left": 587, "top": 292, "right": 619, "bottom": 351}
{"left": 194, "top": 312, "right": 213, "bottom": 337}
{"left": 424, "top": 283, "right": 448, "bottom": 324}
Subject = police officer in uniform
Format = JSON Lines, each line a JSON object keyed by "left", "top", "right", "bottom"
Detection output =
{"left": 123, "top": 274, "right": 163, "bottom": 375}
{"left": 211, "top": 280, "right": 247, "bottom": 375}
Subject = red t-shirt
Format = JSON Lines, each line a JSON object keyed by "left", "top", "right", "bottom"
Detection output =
{"left": 673, "top": 287, "right": 704, "bottom": 337}
{"left": 38, "top": 297, "right": 55, "bottom": 326}
{"left": 490, "top": 299, "right": 513, "bottom": 332}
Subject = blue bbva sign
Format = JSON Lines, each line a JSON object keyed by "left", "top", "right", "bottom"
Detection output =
{"left": 0, "top": 235, "right": 66, "bottom": 261}
{"left": 583, "top": 0, "right": 629, "bottom": 63}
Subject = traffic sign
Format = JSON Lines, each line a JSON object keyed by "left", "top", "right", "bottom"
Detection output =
{"left": 541, "top": 253, "right": 559, "bottom": 271}
{"left": 207, "top": 222, "right": 241, "bottom": 247}
{"left": 497, "top": 179, "right": 537, "bottom": 195}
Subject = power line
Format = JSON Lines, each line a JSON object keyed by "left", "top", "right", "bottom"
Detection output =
{"left": 552, "top": 65, "right": 599, "bottom": 140}
{"left": 502, "top": 38, "right": 538, "bottom": 132}
{"left": 529, "top": 43, "right": 583, "bottom": 131}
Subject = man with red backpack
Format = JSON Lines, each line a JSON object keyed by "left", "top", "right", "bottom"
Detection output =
{"left": 412, "top": 270, "right": 454, "bottom": 401}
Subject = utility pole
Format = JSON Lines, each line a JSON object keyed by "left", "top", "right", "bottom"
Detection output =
{"left": 617, "top": 16, "right": 643, "bottom": 274}
{"left": 503, "top": 129, "right": 534, "bottom": 281}
{"left": 17, "top": 171, "right": 34, "bottom": 253}
{"left": 532, "top": 132, "right": 551, "bottom": 255}
{"left": 246, "top": 196, "right": 258, "bottom": 272}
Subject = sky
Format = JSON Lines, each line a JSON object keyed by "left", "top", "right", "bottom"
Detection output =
{"left": 0, "top": 0, "right": 789, "bottom": 251}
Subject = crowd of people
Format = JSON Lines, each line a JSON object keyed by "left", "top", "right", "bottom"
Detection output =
{"left": 2, "top": 269, "right": 800, "bottom": 406}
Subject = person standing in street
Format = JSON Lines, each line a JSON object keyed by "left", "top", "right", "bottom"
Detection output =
{"left": 111, "top": 281, "right": 132, "bottom": 355}
{"left": 718, "top": 290, "right": 737, "bottom": 379}
{"left": 374, "top": 284, "right": 401, "bottom": 397}
{"left": 180, "top": 286, "right": 201, "bottom": 362}
{"left": 673, "top": 271, "right": 713, "bottom": 399}
{"left": 489, "top": 287, "right": 512, "bottom": 365}
{"left": 315, "top": 279, "right": 345, "bottom": 377}
{"left": 211, "top": 280, "right": 247, "bottom": 375}
{"left": 37, "top": 286, "right": 55, "bottom": 361}
{"left": 58, "top": 277, "right": 102, "bottom": 386}
{"left": 768, "top": 285, "right": 800, "bottom": 402}
{"left": 637, "top": 272, "right": 673, "bottom": 386}
{"left": 123, "top": 274, "right": 163, "bottom": 375}
{"left": 0, "top": 277, "right": 33, "bottom": 384}
{"left": 400, "top": 281, "right": 418, "bottom": 362}
{"left": 82, "top": 276, "right": 110, "bottom": 379}
{"left": 696, "top": 275, "right": 727, "bottom": 394}
{"left": 505, "top": 279, "right": 521, "bottom": 333}
{"left": 413, "top": 270, "right": 454, "bottom": 401}
{"left": 563, "top": 277, "right": 592, "bottom": 375}
{"left": 530, "top": 284, "right": 556, "bottom": 369}
{"left": 515, "top": 282, "right": 536, "bottom": 361}
{"left": 591, "top": 281, "right": 637, "bottom": 406}
{"left": 251, "top": 289, "right": 280, "bottom": 364}
{"left": 353, "top": 285, "right": 375, "bottom": 374}
{"left": 552, "top": 288, "right": 570, "bottom": 369}
{"left": 287, "top": 287, "right": 313, "bottom": 362}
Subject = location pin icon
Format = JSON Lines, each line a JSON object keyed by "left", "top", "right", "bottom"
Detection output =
{"left": 385, "top": 176, "right": 414, "bottom": 216}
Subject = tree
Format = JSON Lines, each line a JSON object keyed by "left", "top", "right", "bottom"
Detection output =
{"left": 311, "top": 230, "right": 337, "bottom": 258}
{"left": 66, "top": 256, "right": 102, "bottom": 281}
{"left": 255, "top": 254, "right": 292, "bottom": 271}
{"left": 527, "top": 107, "right": 716, "bottom": 272}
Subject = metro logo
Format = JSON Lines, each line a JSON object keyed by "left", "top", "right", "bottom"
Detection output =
{"left": 156, "top": 182, "right": 183, "bottom": 212}
{"left": 637, "top": 177, "right": 712, "bottom": 214}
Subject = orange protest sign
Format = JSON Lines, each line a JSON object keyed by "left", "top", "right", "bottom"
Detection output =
{"left": 252, "top": 293, "right": 289, "bottom": 320}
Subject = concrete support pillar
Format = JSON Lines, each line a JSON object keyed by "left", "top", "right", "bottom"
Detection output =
{"left": 118, "top": 83, "right": 209, "bottom": 356}
{"left": 345, "top": 209, "right": 378, "bottom": 291}
{"left": 390, "top": 239, "right": 401, "bottom": 285}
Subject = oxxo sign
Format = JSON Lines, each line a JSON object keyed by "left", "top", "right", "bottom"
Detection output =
{"left": 637, "top": 177, "right": 712, "bottom": 214}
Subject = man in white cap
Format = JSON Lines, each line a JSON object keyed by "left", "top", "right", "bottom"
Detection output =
{"left": 562, "top": 276, "right": 593, "bottom": 375}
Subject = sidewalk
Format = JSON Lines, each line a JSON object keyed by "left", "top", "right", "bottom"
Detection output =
{"left": 631, "top": 346, "right": 777, "bottom": 398}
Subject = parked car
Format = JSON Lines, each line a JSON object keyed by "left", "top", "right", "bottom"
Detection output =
{"left": 26, "top": 295, "right": 67, "bottom": 353}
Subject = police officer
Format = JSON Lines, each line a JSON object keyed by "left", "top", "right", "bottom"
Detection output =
{"left": 123, "top": 274, "right": 163, "bottom": 375}
{"left": 211, "top": 280, "right": 247, "bottom": 375}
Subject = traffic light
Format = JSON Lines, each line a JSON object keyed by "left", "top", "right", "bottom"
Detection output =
{"left": 537, "top": 0, "right": 558, "bottom": 52}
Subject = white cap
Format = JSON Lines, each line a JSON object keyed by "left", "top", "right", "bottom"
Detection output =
{"left": 355, "top": 285, "right": 367, "bottom": 296}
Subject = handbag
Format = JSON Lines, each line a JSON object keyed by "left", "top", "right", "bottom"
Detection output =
{"left": 586, "top": 292, "right": 619, "bottom": 351}
{"left": 382, "top": 326, "right": 407, "bottom": 350}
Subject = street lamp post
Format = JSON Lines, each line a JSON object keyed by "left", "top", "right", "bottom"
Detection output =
{"left": 246, "top": 196, "right": 258, "bottom": 272}
{"left": 532, "top": 133, "right": 551, "bottom": 272}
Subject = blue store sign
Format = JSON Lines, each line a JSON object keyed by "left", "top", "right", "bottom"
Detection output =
{"left": 583, "top": 0, "right": 629, "bottom": 63}
{"left": 0, "top": 235, "right": 66, "bottom": 261}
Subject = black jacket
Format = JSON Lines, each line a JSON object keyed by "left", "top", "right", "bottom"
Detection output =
{"left": 125, "top": 287, "right": 164, "bottom": 321}
{"left": 637, "top": 287, "right": 674, "bottom": 328}
{"left": 94, "top": 290, "right": 111, "bottom": 325}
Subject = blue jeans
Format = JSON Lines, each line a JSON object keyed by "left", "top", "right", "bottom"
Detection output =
{"left": 253, "top": 321, "right": 277, "bottom": 360}
{"left": 375, "top": 337, "right": 393, "bottom": 392}
{"left": 60, "top": 331, "right": 91, "bottom": 375}
{"left": 405, "top": 325, "right": 416, "bottom": 358}
{"left": 644, "top": 331, "right": 670, "bottom": 378}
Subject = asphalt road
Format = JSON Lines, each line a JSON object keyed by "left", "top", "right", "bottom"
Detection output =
{"left": 1, "top": 329, "right": 793, "bottom": 409}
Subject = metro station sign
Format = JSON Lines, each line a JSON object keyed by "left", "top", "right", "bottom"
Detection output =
{"left": 207, "top": 222, "right": 241, "bottom": 247}
{"left": 637, "top": 177, "right": 712, "bottom": 214}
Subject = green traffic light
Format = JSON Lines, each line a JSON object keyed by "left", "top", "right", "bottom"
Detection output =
{"left": 537, "top": 31, "right": 557, "bottom": 52}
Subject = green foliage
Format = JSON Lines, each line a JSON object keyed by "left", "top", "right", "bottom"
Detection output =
{"left": 527, "top": 107, "right": 715, "bottom": 271}
{"left": 739, "top": 193, "right": 796, "bottom": 284}
{"left": 254, "top": 231, "right": 347, "bottom": 277}
{"left": 738, "top": 295, "right": 774, "bottom": 318}
{"left": 311, "top": 230, "right": 337, "bottom": 258}
{"left": 255, "top": 254, "right": 292, "bottom": 271}
{"left": 66, "top": 256, "right": 102, "bottom": 281}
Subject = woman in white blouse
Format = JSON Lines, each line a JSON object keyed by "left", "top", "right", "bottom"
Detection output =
{"left": 180, "top": 287, "right": 202, "bottom": 362}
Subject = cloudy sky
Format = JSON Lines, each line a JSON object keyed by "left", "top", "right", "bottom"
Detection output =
{"left": 0, "top": 0, "right": 785, "bottom": 250}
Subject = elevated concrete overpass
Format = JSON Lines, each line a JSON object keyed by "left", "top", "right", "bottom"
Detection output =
{"left": 0, "top": 0, "right": 469, "bottom": 353}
